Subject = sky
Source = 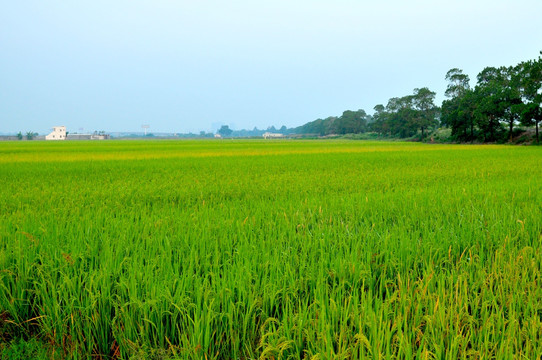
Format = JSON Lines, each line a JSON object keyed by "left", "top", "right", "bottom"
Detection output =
{"left": 1, "top": 1, "right": 541, "bottom": 134}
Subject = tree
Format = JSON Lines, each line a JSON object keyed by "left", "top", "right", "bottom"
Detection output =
{"left": 17, "top": 132, "right": 23, "bottom": 140}
{"left": 445, "top": 68, "right": 471, "bottom": 98}
{"left": 443, "top": 89, "right": 479, "bottom": 142}
{"left": 517, "top": 56, "right": 542, "bottom": 143}
{"left": 26, "top": 132, "right": 37, "bottom": 140}
{"left": 498, "top": 66, "right": 523, "bottom": 141}
{"left": 441, "top": 69, "right": 477, "bottom": 142}
{"left": 331, "top": 109, "right": 368, "bottom": 134}
{"left": 384, "top": 95, "right": 418, "bottom": 138}
{"left": 218, "top": 125, "right": 233, "bottom": 137}
{"left": 474, "top": 67, "right": 507, "bottom": 142}
{"left": 370, "top": 104, "right": 389, "bottom": 135}
{"left": 294, "top": 116, "right": 335, "bottom": 136}
{"left": 412, "top": 87, "right": 439, "bottom": 140}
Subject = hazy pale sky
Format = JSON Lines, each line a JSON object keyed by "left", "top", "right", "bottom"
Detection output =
{"left": 1, "top": 0, "right": 541, "bottom": 134}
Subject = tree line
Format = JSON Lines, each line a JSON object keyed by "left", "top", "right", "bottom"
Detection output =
{"left": 16, "top": 131, "right": 39, "bottom": 140}
{"left": 441, "top": 57, "right": 542, "bottom": 143}
{"left": 291, "top": 87, "right": 440, "bottom": 140}
{"left": 292, "top": 53, "right": 542, "bottom": 143}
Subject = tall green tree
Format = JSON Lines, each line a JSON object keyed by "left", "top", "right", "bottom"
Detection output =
{"left": 412, "top": 87, "right": 439, "bottom": 140}
{"left": 385, "top": 96, "right": 417, "bottom": 138}
{"left": 370, "top": 104, "right": 389, "bottom": 135}
{"left": 517, "top": 56, "right": 542, "bottom": 143}
{"left": 474, "top": 67, "right": 506, "bottom": 142}
{"left": 460, "top": 90, "right": 479, "bottom": 141}
{"left": 499, "top": 66, "right": 523, "bottom": 140}
{"left": 218, "top": 125, "right": 233, "bottom": 137}
{"left": 444, "top": 68, "right": 471, "bottom": 98}
{"left": 441, "top": 68, "right": 477, "bottom": 141}
{"left": 379, "top": 89, "right": 438, "bottom": 139}
{"left": 331, "top": 109, "right": 368, "bottom": 134}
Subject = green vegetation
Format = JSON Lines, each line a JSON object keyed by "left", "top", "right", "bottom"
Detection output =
{"left": 441, "top": 58, "right": 542, "bottom": 143}
{"left": 1, "top": 140, "right": 541, "bottom": 359}
{"left": 218, "top": 125, "right": 233, "bottom": 137}
{"left": 25, "top": 132, "right": 38, "bottom": 141}
{"left": 295, "top": 53, "right": 542, "bottom": 143}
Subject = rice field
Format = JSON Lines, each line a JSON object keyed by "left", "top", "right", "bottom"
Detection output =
{"left": 1, "top": 140, "right": 541, "bottom": 359}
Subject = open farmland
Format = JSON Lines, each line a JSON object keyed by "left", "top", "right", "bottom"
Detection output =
{"left": 1, "top": 140, "right": 541, "bottom": 359}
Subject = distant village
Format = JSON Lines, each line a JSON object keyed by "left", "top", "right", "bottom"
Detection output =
{"left": 0, "top": 125, "right": 287, "bottom": 141}
{"left": 0, "top": 126, "right": 110, "bottom": 141}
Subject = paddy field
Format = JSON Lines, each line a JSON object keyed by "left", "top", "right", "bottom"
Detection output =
{"left": 1, "top": 140, "right": 541, "bottom": 359}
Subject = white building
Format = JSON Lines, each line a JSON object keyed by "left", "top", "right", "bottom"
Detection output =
{"left": 263, "top": 132, "right": 284, "bottom": 139}
{"left": 45, "top": 126, "right": 66, "bottom": 140}
{"left": 214, "top": 134, "right": 222, "bottom": 138}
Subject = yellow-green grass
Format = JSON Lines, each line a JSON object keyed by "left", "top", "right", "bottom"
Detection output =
{"left": 1, "top": 140, "right": 541, "bottom": 359}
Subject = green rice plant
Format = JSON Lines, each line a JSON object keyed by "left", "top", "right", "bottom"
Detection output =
{"left": 0, "top": 140, "right": 541, "bottom": 359}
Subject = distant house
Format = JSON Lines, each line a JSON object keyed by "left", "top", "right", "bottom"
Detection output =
{"left": 263, "top": 132, "right": 284, "bottom": 139}
{"left": 214, "top": 134, "right": 222, "bottom": 139}
{"left": 45, "top": 126, "right": 66, "bottom": 140}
